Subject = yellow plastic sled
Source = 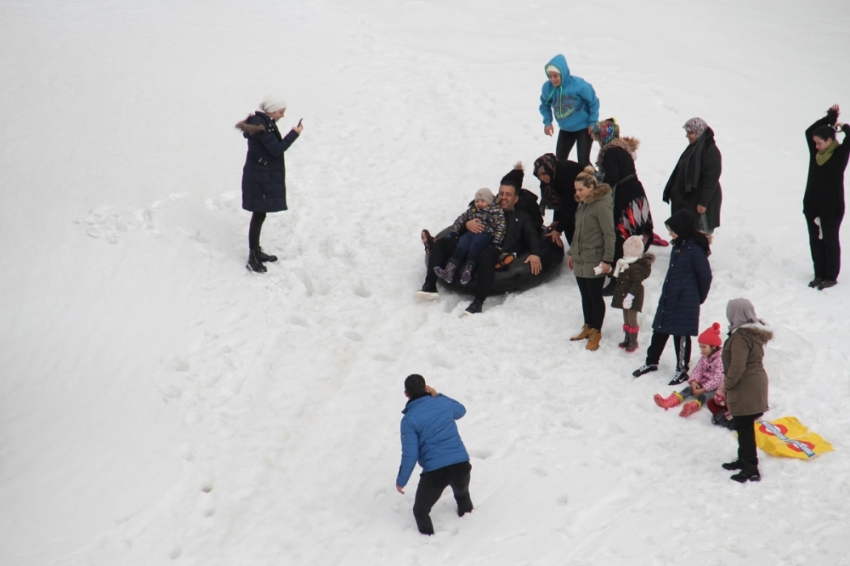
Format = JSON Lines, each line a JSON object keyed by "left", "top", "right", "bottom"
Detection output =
{"left": 755, "top": 416, "right": 834, "bottom": 460}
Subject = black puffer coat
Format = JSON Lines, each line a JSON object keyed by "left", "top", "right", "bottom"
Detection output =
{"left": 238, "top": 112, "right": 300, "bottom": 213}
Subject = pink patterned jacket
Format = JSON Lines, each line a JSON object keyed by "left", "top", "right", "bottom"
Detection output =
{"left": 689, "top": 348, "right": 724, "bottom": 392}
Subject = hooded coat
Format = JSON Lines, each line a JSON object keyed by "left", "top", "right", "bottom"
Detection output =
{"left": 597, "top": 142, "right": 654, "bottom": 256}
{"left": 651, "top": 238, "right": 712, "bottom": 336}
{"left": 539, "top": 55, "right": 600, "bottom": 133}
{"left": 804, "top": 111, "right": 849, "bottom": 219}
{"left": 569, "top": 184, "right": 615, "bottom": 278}
{"left": 611, "top": 254, "right": 654, "bottom": 311}
{"left": 396, "top": 393, "right": 469, "bottom": 488}
{"left": 723, "top": 323, "right": 772, "bottom": 416}
{"left": 662, "top": 128, "right": 723, "bottom": 230}
{"left": 237, "top": 112, "right": 300, "bottom": 213}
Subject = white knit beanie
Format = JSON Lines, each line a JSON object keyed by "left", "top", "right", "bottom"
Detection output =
{"left": 259, "top": 94, "right": 287, "bottom": 113}
{"left": 546, "top": 64, "right": 561, "bottom": 76}
{"left": 622, "top": 235, "right": 644, "bottom": 259}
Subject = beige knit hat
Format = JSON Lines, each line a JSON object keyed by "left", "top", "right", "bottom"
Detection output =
{"left": 474, "top": 188, "right": 495, "bottom": 205}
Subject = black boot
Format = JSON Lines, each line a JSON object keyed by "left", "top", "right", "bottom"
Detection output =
{"left": 730, "top": 464, "right": 761, "bottom": 483}
{"left": 246, "top": 249, "right": 267, "bottom": 273}
{"left": 255, "top": 247, "right": 278, "bottom": 262}
{"left": 464, "top": 298, "right": 484, "bottom": 315}
{"left": 721, "top": 460, "right": 743, "bottom": 471}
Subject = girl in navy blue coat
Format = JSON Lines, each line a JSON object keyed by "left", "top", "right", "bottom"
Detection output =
{"left": 235, "top": 94, "right": 303, "bottom": 273}
{"left": 633, "top": 210, "right": 712, "bottom": 384}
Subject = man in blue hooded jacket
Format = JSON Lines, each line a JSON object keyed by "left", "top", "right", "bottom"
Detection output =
{"left": 395, "top": 374, "right": 472, "bottom": 535}
{"left": 539, "top": 54, "right": 600, "bottom": 166}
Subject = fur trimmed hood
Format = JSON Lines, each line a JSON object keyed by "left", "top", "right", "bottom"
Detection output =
{"left": 235, "top": 115, "right": 267, "bottom": 136}
{"left": 642, "top": 252, "right": 656, "bottom": 264}
{"left": 734, "top": 322, "right": 773, "bottom": 344}
{"left": 576, "top": 182, "right": 612, "bottom": 204}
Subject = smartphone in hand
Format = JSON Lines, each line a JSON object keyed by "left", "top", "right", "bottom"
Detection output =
{"left": 297, "top": 118, "right": 303, "bottom": 127}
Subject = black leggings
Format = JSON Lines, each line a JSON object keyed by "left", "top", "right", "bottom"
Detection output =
{"left": 805, "top": 213, "right": 843, "bottom": 280}
{"left": 646, "top": 332, "right": 692, "bottom": 370}
{"left": 412, "top": 461, "right": 472, "bottom": 535}
{"left": 248, "top": 212, "right": 266, "bottom": 250}
{"left": 556, "top": 129, "right": 592, "bottom": 167}
{"left": 576, "top": 276, "right": 606, "bottom": 330}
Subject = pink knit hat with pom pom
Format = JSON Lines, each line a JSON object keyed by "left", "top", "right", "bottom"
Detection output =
{"left": 698, "top": 322, "right": 723, "bottom": 347}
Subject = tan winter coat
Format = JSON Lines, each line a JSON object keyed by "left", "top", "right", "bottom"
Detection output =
{"left": 722, "top": 323, "right": 772, "bottom": 416}
{"left": 568, "top": 184, "right": 615, "bottom": 278}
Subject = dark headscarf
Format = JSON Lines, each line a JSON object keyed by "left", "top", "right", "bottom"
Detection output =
{"left": 533, "top": 154, "right": 563, "bottom": 209}
{"left": 665, "top": 210, "right": 711, "bottom": 255}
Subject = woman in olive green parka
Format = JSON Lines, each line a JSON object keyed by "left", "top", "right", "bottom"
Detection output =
{"left": 568, "top": 166, "right": 616, "bottom": 351}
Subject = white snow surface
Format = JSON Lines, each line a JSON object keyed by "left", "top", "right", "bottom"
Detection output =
{"left": 2, "top": 0, "right": 850, "bottom": 564}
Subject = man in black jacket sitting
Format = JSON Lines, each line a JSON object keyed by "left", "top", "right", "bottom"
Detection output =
{"left": 418, "top": 166, "right": 545, "bottom": 314}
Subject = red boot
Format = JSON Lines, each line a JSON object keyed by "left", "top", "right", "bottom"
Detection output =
{"left": 679, "top": 400, "right": 702, "bottom": 418}
{"left": 653, "top": 392, "right": 683, "bottom": 410}
{"left": 625, "top": 326, "right": 640, "bottom": 352}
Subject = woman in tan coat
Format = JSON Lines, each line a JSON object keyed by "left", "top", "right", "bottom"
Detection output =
{"left": 567, "top": 167, "right": 616, "bottom": 351}
{"left": 721, "top": 298, "right": 772, "bottom": 483}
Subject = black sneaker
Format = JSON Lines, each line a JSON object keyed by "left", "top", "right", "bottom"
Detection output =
{"left": 721, "top": 460, "right": 743, "bottom": 471}
{"left": 256, "top": 247, "right": 278, "bottom": 262}
{"left": 818, "top": 279, "right": 838, "bottom": 290}
{"left": 808, "top": 277, "right": 824, "bottom": 288}
{"left": 668, "top": 369, "right": 690, "bottom": 385}
{"left": 632, "top": 364, "right": 658, "bottom": 378}
{"left": 415, "top": 281, "right": 439, "bottom": 300}
{"left": 464, "top": 299, "right": 484, "bottom": 315}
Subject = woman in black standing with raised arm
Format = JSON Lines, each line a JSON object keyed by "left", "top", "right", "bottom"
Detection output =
{"left": 803, "top": 104, "right": 849, "bottom": 290}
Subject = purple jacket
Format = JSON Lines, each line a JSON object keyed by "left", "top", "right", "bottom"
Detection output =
{"left": 689, "top": 348, "right": 724, "bottom": 391}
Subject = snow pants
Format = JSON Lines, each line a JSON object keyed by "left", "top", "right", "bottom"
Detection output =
{"left": 412, "top": 461, "right": 472, "bottom": 535}
{"left": 449, "top": 232, "right": 493, "bottom": 266}
{"left": 805, "top": 213, "right": 843, "bottom": 281}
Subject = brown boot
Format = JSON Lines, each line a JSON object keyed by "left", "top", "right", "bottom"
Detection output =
{"left": 570, "top": 324, "right": 591, "bottom": 341}
{"left": 586, "top": 329, "right": 602, "bottom": 351}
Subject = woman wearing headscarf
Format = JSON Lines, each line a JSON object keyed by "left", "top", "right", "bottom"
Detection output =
{"left": 720, "top": 298, "right": 772, "bottom": 483}
{"left": 532, "top": 154, "right": 584, "bottom": 247}
{"left": 662, "top": 117, "right": 722, "bottom": 233}
{"left": 592, "top": 119, "right": 654, "bottom": 259}
{"left": 235, "top": 94, "right": 304, "bottom": 273}
{"left": 803, "top": 104, "right": 849, "bottom": 290}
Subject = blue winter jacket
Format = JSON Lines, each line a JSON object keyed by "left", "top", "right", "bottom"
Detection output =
{"left": 539, "top": 54, "right": 600, "bottom": 133}
{"left": 652, "top": 238, "right": 712, "bottom": 336}
{"left": 396, "top": 394, "right": 469, "bottom": 487}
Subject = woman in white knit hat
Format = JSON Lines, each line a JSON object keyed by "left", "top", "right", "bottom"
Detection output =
{"left": 234, "top": 94, "right": 304, "bottom": 272}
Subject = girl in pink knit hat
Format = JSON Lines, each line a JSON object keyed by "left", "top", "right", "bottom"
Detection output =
{"left": 653, "top": 322, "right": 724, "bottom": 417}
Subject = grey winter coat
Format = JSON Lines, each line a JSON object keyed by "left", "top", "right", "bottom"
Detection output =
{"left": 569, "top": 184, "right": 615, "bottom": 278}
{"left": 723, "top": 323, "right": 772, "bottom": 417}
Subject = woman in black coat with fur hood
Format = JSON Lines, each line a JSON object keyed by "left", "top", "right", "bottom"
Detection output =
{"left": 235, "top": 94, "right": 303, "bottom": 273}
{"left": 662, "top": 117, "right": 722, "bottom": 233}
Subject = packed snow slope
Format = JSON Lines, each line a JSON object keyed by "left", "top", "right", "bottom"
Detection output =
{"left": 2, "top": 0, "right": 850, "bottom": 564}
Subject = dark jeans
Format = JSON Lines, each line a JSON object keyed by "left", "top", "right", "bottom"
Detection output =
{"left": 732, "top": 413, "right": 763, "bottom": 468}
{"left": 805, "top": 213, "right": 843, "bottom": 280}
{"left": 556, "top": 128, "right": 592, "bottom": 167}
{"left": 412, "top": 461, "right": 472, "bottom": 535}
{"left": 576, "top": 276, "right": 606, "bottom": 330}
{"left": 449, "top": 232, "right": 493, "bottom": 266}
{"left": 248, "top": 211, "right": 266, "bottom": 250}
{"left": 426, "top": 238, "right": 499, "bottom": 301}
{"left": 646, "top": 332, "right": 692, "bottom": 370}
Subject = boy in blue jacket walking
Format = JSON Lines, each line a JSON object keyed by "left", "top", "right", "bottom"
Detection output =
{"left": 395, "top": 374, "right": 473, "bottom": 535}
{"left": 539, "top": 54, "right": 600, "bottom": 166}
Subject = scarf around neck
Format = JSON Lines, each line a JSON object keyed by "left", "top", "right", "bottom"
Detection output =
{"left": 613, "top": 255, "right": 639, "bottom": 278}
{"left": 816, "top": 139, "right": 840, "bottom": 166}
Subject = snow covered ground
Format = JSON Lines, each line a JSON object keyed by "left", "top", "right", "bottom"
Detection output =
{"left": 2, "top": 0, "right": 850, "bottom": 564}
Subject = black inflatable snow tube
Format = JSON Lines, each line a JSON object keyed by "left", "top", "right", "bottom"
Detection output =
{"left": 428, "top": 227, "right": 564, "bottom": 296}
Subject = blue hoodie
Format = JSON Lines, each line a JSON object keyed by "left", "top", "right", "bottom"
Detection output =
{"left": 539, "top": 54, "right": 600, "bottom": 132}
{"left": 396, "top": 393, "right": 469, "bottom": 487}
